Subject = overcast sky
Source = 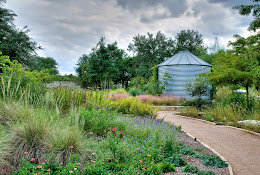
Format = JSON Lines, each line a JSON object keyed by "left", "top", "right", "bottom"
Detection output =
{"left": 4, "top": 0, "right": 255, "bottom": 75}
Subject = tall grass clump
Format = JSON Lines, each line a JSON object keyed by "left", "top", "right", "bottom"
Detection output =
{"left": 48, "top": 123, "right": 90, "bottom": 164}
{"left": 10, "top": 115, "right": 50, "bottom": 165}
{"left": 0, "top": 127, "right": 11, "bottom": 167}
{"left": 180, "top": 107, "right": 200, "bottom": 118}
{"left": 110, "top": 97, "right": 157, "bottom": 117}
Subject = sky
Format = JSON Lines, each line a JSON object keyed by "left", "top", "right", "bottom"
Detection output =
{"left": 4, "top": 0, "right": 255, "bottom": 75}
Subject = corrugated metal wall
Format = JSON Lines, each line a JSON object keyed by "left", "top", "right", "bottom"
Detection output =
{"left": 158, "top": 65, "right": 211, "bottom": 100}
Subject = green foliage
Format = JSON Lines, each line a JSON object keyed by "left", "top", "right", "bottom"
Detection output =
{"left": 201, "top": 155, "right": 228, "bottom": 168}
{"left": 182, "top": 164, "right": 199, "bottom": 173}
{"left": 13, "top": 155, "right": 83, "bottom": 174}
{"left": 175, "top": 30, "right": 207, "bottom": 56}
{"left": 128, "top": 31, "right": 175, "bottom": 79}
{"left": 76, "top": 38, "right": 127, "bottom": 89}
{"left": 197, "top": 170, "right": 216, "bottom": 175}
{"left": 147, "top": 66, "right": 171, "bottom": 96}
{"left": 30, "top": 56, "right": 59, "bottom": 75}
{"left": 186, "top": 75, "right": 210, "bottom": 98}
{"left": 79, "top": 109, "right": 126, "bottom": 137}
{"left": 181, "top": 98, "right": 210, "bottom": 109}
{"left": 110, "top": 97, "right": 157, "bottom": 117}
{"left": 0, "top": 3, "right": 40, "bottom": 67}
{"left": 129, "top": 76, "right": 147, "bottom": 89}
{"left": 167, "top": 153, "right": 187, "bottom": 167}
{"left": 180, "top": 107, "right": 200, "bottom": 118}
{"left": 233, "top": 0, "right": 260, "bottom": 32}
{"left": 109, "top": 88, "right": 128, "bottom": 94}
{"left": 129, "top": 87, "right": 144, "bottom": 96}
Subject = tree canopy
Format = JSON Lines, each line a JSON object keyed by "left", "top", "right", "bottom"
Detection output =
{"left": 0, "top": 1, "right": 40, "bottom": 68}
{"left": 76, "top": 38, "right": 127, "bottom": 89}
{"left": 30, "top": 56, "right": 59, "bottom": 75}
{"left": 128, "top": 31, "right": 175, "bottom": 79}
{"left": 174, "top": 29, "right": 207, "bottom": 56}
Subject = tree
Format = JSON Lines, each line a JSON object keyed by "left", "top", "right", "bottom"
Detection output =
{"left": 128, "top": 31, "right": 175, "bottom": 79}
{"left": 208, "top": 50, "right": 258, "bottom": 98}
{"left": 30, "top": 56, "right": 59, "bottom": 75}
{"left": 174, "top": 30, "right": 207, "bottom": 56}
{"left": 76, "top": 38, "right": 126, "bottom": 89}
{"left": 233, "top": 0, "right": 260, "bottom": 32}
{"left": 0, "top": 1, "right": 40, "bottom": 68}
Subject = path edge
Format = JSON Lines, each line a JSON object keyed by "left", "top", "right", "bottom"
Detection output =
{"left": 184, "top": 131, "right": 234, "bottom": 175}
{"left": 174, "top": 112, "right": 260, "bottom": 137}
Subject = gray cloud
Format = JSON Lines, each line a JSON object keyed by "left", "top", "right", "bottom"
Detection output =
{"left": 4, "top": 0, "right": 252, "bottom": 74}
{"left": 116, "top": 0, "right": 188, "bottom": 23}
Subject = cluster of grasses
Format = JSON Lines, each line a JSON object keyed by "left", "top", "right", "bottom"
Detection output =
{"left": 0, "top": 75, "right": 228, "bottom": 174}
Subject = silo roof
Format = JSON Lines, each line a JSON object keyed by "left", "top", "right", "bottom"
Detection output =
{"left": 158, "top": 51, "right": 212, "bottom": 67}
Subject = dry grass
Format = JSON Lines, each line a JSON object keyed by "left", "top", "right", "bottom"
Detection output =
{"left": 138, "top": 94, "right": 179, "bottom": 106}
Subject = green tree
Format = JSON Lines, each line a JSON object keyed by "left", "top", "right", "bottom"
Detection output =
{"left": 174, "top": 30, "right": 207, "bottom": 56}
{"left": 0, "top": 1, "right": 40, "bottom": 67}
{"left": 128, "top": 31, "right": 175, "bottom": 79}
{"left": 233, "top": 0, "right": 260, "bottom": 32}
{"left": 186, "top": 75, "right": 210, "bottom": 98}
{"left": 30, "top": 56, "right": 59, "bottom": 75}
{"left": 76, "top": 38, "right": 126, "bottom": 89}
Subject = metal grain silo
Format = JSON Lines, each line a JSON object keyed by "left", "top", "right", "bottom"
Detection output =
{"left": 158, "top": 51, "right": 212, "bottom": 100}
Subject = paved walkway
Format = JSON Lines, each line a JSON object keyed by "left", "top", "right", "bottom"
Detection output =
{"left": 158, "top": 111, "right": 260, "bottom": 175}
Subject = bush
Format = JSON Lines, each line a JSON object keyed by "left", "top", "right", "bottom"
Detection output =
{"left": 128, "top": 87, "right": 143, "bottom": 96}
{"left": 181, "top": 98, "right": 210, "bottom": 109}
{"left": 129, "top": 76, "right": 147, "bottom": 89}
{"left": 110, "top": 97, "right": 157, "bottom": 117}
{"left": 180, "top": 107, "right": 200, "bottom": 118}
{"left": 79, "top": 109, "right": 126, "bottom": 136}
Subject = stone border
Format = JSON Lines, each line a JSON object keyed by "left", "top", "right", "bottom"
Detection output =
{"left": 184, "top": 131, "right": 233, "bottom": 175}
{"left": 173, "top": 112, "right": 260, "bottom": 137}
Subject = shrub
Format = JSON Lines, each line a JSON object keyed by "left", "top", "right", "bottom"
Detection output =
{"left": 79, "top": 109, "right": 126, "bottom": 136}
{"left": 110, "top": 97, "right": 157, "bottom": 117}
{"left": 181, "top": 98, "right": 210, "bottom": 109}
{"left": 129, "top": 76, "right": 147, "bottom": 89}
{"left": 128, "top": 87, "right": 143, "bottom": 96}
{"left": 180, "top": 107, "right": 200, "bottom": 118}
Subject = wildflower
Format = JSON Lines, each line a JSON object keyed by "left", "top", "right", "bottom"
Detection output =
{"left": 47, "top": 169, "right": 51, "bottom": 172}
{"left": 119, "top": 131, "right": 123, "bottom": 134}
{"left": 74, "top": 167, "right": 77, "bottom": 170}
{"left": 158, "top": 154, "right": 161, "bottom": 156}
{"left": 113, "top": 127, "right": 117, "bottom": 130}
{"left": 69, "top": 145, "right": 74, "bottom": 148}
{"left": 24, "top": 152, "right": 28, "bottom": 155}
{"left": 31, "top": 158, "right": 35, "bottom": 161}
{"left": 37, "top": 165, "right": 42, "bottom": 168}
{"left": 139, "top": 160, "right": 143, "bottom": 163}
{"left": 89, "top": 131, "right": 93, "bottom": 134}
{"left": 77, "top": 163, "right": 81, "bottom": 165}
{"left": 69, "top": 171, "right": 73, "bottom": 173}
{"left": 136, "top": 147, "right": 140, "bottom": 150}
{"left": 49, "top": 145, "right": 53, "bottom": 148}
{"left": 147, "top": 154, "right": 151, "bottom": 157}
{"left": 91, "top": 160, "right": 95, "bottom": 163}
{"left": 133, "top": 157, "right": 135, "bottom": 159}
{"left": 92, "top": 152, "right": 96, "bottom": 155}
{"left": 108, "top": 127, "right": 111, "bottom": 129}
{"left": 84, "top": 104, "right": 86, "bottom": 108}
{"left": 125, "top": 148, "right": 129, "bottom": 151}
{"left": 42, "top": 162, "right": 45, "bottom": 164}
{"left": 142, "top": 167, "right": 146, "bottom": 170}
{"left": 60, "top": 163, "right": 63, "bottom": 165}
{"left": 137, "top": 172, "right": 140, "bottom": 174}
{"left": 107, "top": 131, "right": 111, "bottom": 134}
{"left": 129, "top": 166, "right": 133, "bottom": 168}
{"left": 122, "top": 133, "right": 125, "bottom": 135}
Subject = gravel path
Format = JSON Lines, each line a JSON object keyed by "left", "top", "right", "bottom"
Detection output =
{"left": 158, "top": 111, "right": 260, "bottom": 175}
